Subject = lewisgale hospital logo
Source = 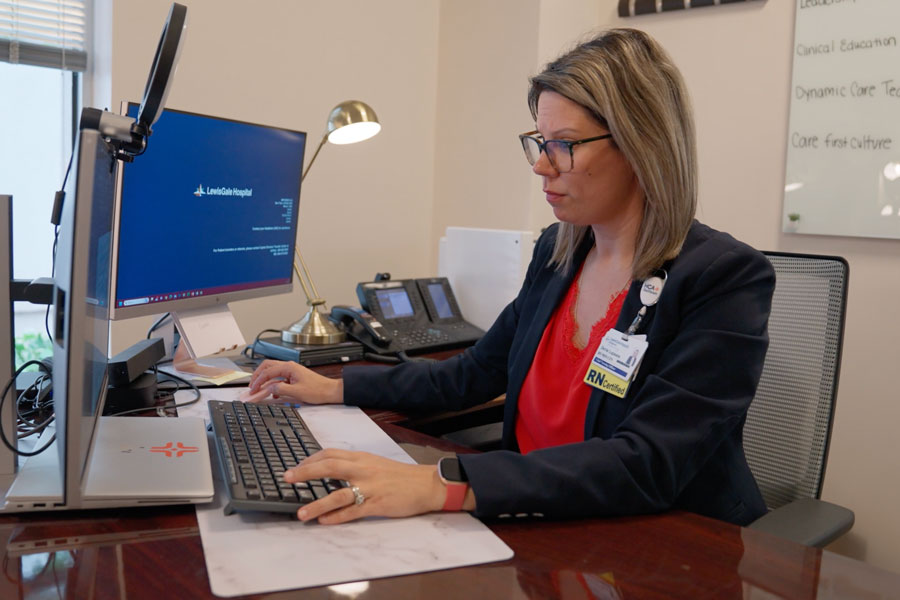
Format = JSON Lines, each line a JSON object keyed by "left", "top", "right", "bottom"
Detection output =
{"left": 150, "top": 442, "right": 200, "bottom": 457}
{"left": 193, "top": 184, "right": 253, "bottom": 198}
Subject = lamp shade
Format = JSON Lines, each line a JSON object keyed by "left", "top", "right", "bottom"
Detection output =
{"left": 284, "top": 98, "right": 382, "bottom": 345}
{"left": 325, "top": 100, "right": 381, "bottom": 145}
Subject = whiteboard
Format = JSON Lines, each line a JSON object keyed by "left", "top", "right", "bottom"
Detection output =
{"left": 784, "top": 0, "right": 900, "bottom": 239}
{"left": 437, "top": 227, "right": 533, "bottom": 331}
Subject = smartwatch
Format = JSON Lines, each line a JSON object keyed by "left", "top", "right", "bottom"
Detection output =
{"left": 437, "top": 456, "right": 469, "bottom": 511}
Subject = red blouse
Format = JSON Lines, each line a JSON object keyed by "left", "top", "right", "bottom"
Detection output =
{"left": 514, "top": 267, "right": 629, "bottom": 454}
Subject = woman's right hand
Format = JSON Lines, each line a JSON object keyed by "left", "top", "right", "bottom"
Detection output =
{"left": 247, "top": 359, "right": 343, "bottom": 405}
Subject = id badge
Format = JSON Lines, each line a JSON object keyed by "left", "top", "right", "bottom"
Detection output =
{"left": 584, "top": 330, "right": 648, "bottom": 398}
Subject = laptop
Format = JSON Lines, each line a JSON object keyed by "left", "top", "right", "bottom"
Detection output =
{"left": 4, "top": 417, "right": 212, "bottom": 512}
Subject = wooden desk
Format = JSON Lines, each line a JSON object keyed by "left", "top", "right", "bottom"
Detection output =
{"left": 1, "top": 421, "right": 898, "bottom": 599}
{"left": 308, "top": 349, "right": 506, "bottom": 438}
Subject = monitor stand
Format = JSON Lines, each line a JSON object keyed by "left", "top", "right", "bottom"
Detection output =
{"left": 1, "top": 195, "right": 65, "bottom": 512}
{"left": 169, "top": 305, "right": 248, "bottom": 380}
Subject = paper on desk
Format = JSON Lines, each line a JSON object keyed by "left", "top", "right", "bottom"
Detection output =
{"left": 174, "top": 387, "right": 242, "bottom": 424}
{"left": 161, "top": 357, "right": 250, "bottom": 386}
{"left": 191, "top": 371, "right": 250, "bottom": 386}
{"left": 189, "top": 397, "right": 514, "bottom": 597}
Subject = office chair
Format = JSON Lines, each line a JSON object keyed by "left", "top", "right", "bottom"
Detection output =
{"left": 743, "top": 251, "right": 854, "bottom": 547}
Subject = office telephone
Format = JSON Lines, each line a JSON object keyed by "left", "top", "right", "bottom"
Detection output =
{"left": 330, "top": 276, "right": 484, "bottom": 356}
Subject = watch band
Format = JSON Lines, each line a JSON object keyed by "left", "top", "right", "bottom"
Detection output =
{"left": 441, "top": 480, "right": 469, "bottom": 511}
{"left": 438, "top": 457, "right": 469, "bottom": 512}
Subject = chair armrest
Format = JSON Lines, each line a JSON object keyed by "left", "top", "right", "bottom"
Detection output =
{"left": 747, "top": 497, "right": 854, "bottom": 548}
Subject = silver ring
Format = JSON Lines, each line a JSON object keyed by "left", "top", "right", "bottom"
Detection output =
{"left": 350, "top": 485, "right": 365, "bottom": 506}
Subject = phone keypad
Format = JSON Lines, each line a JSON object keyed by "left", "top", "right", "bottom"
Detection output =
{"left": 394, "top": 327, "right": 451, "bottom": 350}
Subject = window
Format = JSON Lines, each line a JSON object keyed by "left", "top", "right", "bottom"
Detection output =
{"left": 1, "top": 0, "right": 87, "bottom": 366}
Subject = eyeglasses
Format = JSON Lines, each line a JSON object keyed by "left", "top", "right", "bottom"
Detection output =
{"left": 518, "top": 130, "right": 613, "bottom": 173}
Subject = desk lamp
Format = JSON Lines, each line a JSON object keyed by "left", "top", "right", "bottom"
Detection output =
{"left": 282, "top": 100, "right": 381, "bottom": 344}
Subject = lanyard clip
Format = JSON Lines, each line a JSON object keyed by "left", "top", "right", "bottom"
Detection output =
{"left": 623, "top": 306, "right": 647, "bottom": 339}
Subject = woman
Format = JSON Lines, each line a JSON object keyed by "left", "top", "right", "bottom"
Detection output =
{"left": 248, "top": 28, "right": 775, "bottom": 526}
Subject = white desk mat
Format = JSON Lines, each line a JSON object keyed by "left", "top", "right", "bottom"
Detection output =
{"left": 182, "top": 392, "right": 513, "bottom": 597}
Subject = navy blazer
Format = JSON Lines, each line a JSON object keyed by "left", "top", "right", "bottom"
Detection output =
{"left": 343, "top": 221, "right": 774, "bottom": 525}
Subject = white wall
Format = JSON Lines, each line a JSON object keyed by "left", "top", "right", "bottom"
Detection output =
{"left": 103, "top": 0, "right": 899, "bottom": 574}
{"left": 108, "top": 0, "right": 440, "bottom": 353}
{"left": 432, "top": 0, "right": 539, "bottom": 238}
{"left": 528, "top": 0, "right": 606, "bottom": 234}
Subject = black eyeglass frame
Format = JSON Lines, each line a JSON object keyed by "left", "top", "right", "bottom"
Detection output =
{"left": 518, "top": 130, "right": 613, "bottom": 173}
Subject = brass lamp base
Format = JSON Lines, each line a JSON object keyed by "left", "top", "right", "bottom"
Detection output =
{"left": 281, "top": 305, "right": 346, "bottom": 345}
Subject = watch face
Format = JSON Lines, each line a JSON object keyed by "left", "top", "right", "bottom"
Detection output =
{"left": 439, "top": 457, "right": 465, "bottom": 483}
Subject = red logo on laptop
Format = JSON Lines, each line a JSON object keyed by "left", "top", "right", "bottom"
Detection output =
{"left": 150, "top": 442, "right": 199, "bottom": 457}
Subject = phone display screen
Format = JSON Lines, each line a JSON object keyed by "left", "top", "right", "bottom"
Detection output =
{"left": 375, "top": 288, "right": 414, "bottom": 319}
{"left": 427, "top": 283, "right": 454, "bottom": 319}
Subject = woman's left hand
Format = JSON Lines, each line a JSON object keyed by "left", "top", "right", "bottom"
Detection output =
{"left": 286, "top": 449, "right": 445, "bottom": 524}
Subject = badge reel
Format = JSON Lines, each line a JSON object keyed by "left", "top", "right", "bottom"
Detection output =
{"left": 584, "top": 271, "right": 667, "bottom": 398}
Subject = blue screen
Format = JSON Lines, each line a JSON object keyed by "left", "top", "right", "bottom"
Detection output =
{"left": 83, "top": 134, "right": 115, "bottom": 422}
{"left": 375, "top": 288, "right": 414, "bottom": 320}
{"left": 114, "top": 106, "right": 305, "bottom": 309}
{"left": 427, "top": 283, "right": 453, "bottom": 319}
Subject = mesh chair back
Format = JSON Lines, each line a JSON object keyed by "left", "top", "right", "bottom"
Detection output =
{"left": 743, "top": 252, "right": 848, "bottom": 510}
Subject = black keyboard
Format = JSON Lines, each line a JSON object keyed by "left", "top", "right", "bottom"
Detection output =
{"left": 208, "top": 400, "right": 345, "bottom": 515}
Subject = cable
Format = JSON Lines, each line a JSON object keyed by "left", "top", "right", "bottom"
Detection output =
{"left": 363, "top": 352, "right": 401, "bottom": 364}
{"left": 15, "top": 372, "right": 53, "bottom": 432}
{"left": 15, "top": 373, "right": 48, "bottom": 416}
{"left": 0, "top": 360, "right": 56, "bottom": 456}
{"left": 18, "top": 413, "right": 55, "bottom": 440}
{"left": 146, "top": 312, "right": 171, "bottom": 339}
{"left": 242, "top": 328, "right": 284, "bottom": 361}
{"left": 397, "top": 351, "right": 437, "bottom": 364}
{"left": 44, "top": 226, "right": 59, "bottom": 343}
{"left": 60, "top": 125, "right": 76, "bottom": 191}
{"left": 42, "top": 108, "right": 81, "bottom": 342}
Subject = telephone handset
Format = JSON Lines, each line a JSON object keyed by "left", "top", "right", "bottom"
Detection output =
{"left": 329, "top": 305, "right": 392, "bottom": 347}
{"left": 331, "top": 276, "right": 484, "bottom": 356}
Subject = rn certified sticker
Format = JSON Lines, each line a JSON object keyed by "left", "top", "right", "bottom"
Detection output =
{"left": 583, "top": 331, "right": 647, "bottom": 398}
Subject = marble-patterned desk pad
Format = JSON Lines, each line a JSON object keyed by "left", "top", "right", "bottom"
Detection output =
{"left": 181, "top": 390, "right": 514, "bottom": 597}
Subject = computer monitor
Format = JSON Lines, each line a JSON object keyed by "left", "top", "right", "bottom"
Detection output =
{"left": 51, "top": 127, "right": 117, "bottom": 506}
{"left": 1, "top": 195, "right": 15, "bottom": 481}
{"left": 110, "top": 104, "right": 306, "bottom": 356}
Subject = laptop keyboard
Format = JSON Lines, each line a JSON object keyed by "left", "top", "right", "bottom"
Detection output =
{"left": 208, "top": 400, "right": 345, "bottom": 515}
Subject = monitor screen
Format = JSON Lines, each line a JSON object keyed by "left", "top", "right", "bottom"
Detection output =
{"left": 375, "top": 288, "right": 415, "bottom": 320}
{"left": 52, "top": 128, "right": 117, "bottom": 492}
{"left": 1, "top": 196, "right": 14, "bottom": 475}
{"left": 111, "top": 105, "right": 306, "bottom": 319}
{"left": 427, "top": 283, "right": 454, "bottom": 319}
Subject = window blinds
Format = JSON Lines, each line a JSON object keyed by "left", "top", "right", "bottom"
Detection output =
{"left": 0, "top": 0, "right": 87, "bottom": 71}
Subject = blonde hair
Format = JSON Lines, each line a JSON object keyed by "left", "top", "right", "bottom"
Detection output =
{"left": 529, "top": 28, "right": 697, "bottom": 279}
